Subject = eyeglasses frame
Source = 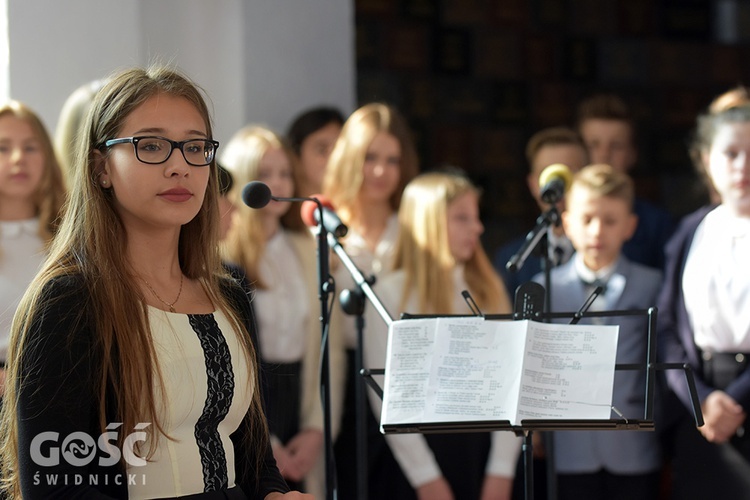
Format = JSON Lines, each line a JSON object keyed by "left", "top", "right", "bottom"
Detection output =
{"left": 101, "top": 136, "right": 220, "bottom": 167}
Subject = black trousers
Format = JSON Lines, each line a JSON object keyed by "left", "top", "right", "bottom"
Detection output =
{"left": 556, "top": 470, "right": 660, "bottom": 500}
{"left": 333, "top": 349, "right": 413, "bottom": 500}
{"left": 261, "top": 360, "right": 303, "bottom": 492}
{"left": 333, "top": 350, "right": 492, "bottom": 500}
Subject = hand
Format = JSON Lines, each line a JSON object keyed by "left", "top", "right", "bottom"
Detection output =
{"left": 699, "top": 390, "right": 746, "bottom": 443}
{"left": 271, "top": 439, "right": 304, "bottom": 482}
{"left": 532, "top": 431, "right": 546, "bottom": 459}
{"left": 480, "top": 475, "right": 513, "bottom": 500}
{"left": 265, "top": 491, "right": 314, "bottom": 499}
{"left": 286, "top": 429, "right": 324, "bottom": 479}
{"left": 417, "top": 476, "right": 454, "bottom": 500}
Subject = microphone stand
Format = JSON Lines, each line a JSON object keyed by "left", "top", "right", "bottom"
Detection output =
{"left": 506, "top": 205, "right": 561, "bottom": 500}
{"left": 506, "top": 206, "right": 560, "bottom": 324}
{"left": 243, "top": 183, "right": 340, "bottom": 499}
{"left": 506, "top": 206, "right": 559, "bottom": 273}
{"left": 310, "top": 200, "right": 337, "bottom": 500}
{"left": 339, "top": 287, "right": 368, "bottom": 500}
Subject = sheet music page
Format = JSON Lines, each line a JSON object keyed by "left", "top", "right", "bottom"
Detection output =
{"left": 424, "top": 317, "right": 528, "bottom": 422}
{"left": 516, "top": 321, "right": 619, "bottom": 421}
{"left": 381, "top": 318, "right": 620, "bottom": 428}
{"left": 380, "top": 318, "right": 440, "bottom": 426}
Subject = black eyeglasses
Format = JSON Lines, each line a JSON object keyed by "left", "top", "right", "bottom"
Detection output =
{"left": 102, "top": 136, "right": 219, "bottom": 167}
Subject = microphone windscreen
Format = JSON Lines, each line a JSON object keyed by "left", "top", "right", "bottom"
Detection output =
{"left": 300, "top": 194, "right": 335, "bottom": 228}
{"left": 538, "top": 163, "right": 573, "bottom": 191}
{"left": 242, "top": 181, "right": 272, "bottom": 209}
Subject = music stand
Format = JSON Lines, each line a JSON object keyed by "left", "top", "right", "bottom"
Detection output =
{"left": 361, "top": 296, "right": 704, "bottom": 500}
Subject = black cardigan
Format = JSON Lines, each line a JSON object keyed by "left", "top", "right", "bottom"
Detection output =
{"left": 15, "top": 274, "right": 288, "bottom": 499}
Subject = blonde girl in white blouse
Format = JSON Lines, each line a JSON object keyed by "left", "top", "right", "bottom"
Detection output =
{"left": 221, "top": 125, "right": 344, "bottom": 497}
{"left": 0, "top": 101, "right": 65, "bottom": 390}
{"left": 365, "top": 170, "right": 521, "bottom": 500}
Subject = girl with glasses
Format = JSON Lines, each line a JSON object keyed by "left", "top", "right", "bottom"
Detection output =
{"left": 0, "top": 66, "right": 309, "bottom": 500}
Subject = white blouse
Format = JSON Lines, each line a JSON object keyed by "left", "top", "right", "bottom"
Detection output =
{"left": 0, "top": 218, "right": 45, "bottom": 362}
{"left": 334, "top": 214, "right": 400, "bottom": 348}
{"left": 683, "top": 205, "right": 750, "bottom": 352}
{"left": 128, "top": 308, "right": 254, "bottom": 499}
{"left": 253, "top": 230, "right": 309, "bottom": 363}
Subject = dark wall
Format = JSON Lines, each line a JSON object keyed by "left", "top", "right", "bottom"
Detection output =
{"left": 355, "top": 0, "right": 750, "bottom": 251}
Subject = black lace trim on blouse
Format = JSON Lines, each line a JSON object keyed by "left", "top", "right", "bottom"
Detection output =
{"left": 189, "top": 313, "right": 235, "bottom": 491}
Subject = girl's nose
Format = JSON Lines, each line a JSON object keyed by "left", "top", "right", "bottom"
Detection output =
{"left": 11, "top": 147, "right": 24, "bottom": 164}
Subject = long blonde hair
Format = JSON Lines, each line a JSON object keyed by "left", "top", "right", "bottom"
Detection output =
{"left": 0, "top": 101, "right": 66, "bottom": 245}
{"left": 221, "top": 125, "right": 295, "bottom": 288}
{"left": 394, "top": 171, "right": 510, "bottom": 314}
{"left": 0, "top": 66, "right": 266, "bottom": 495}
{"left": 322, "top": 103, "right": 418, "bottom": 224}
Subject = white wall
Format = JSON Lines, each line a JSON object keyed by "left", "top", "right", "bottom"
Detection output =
{"left": 0, "top": 0, "right": 9, "bottom": 102}
{"left": 242, "top": 1, "right": 356, "bottom": 134}
{"left": 5, "top": 0, "right": 355, "bottom": 144}
{"left": 138, "top": 0, "right": 247, "bottom": 144}
{"left": 8, "top": 1, "right": 141, "bottom": 133}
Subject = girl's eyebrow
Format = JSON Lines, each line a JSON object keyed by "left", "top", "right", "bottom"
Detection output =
{"left": 132, "top": 127, "right": 209, "bottom": 138}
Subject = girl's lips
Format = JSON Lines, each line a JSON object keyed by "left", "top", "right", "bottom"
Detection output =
{"left": 158, "top": 188, "right": 192, "bottom": 202}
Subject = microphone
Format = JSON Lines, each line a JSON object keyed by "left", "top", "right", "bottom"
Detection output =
{"left": 538, "top": 163, "right": 573, "bottom": 204}
{"left": 241, "top": 181, "right": 348, "bottom": 238}
{"left": 241, "top": 181, "right": 274, "bottom": 208}
{"left": 241, "top": 180, "right": 312, "bottom": 209}
{"left": 301, "top": 195, "right": 348, "bottom": 238}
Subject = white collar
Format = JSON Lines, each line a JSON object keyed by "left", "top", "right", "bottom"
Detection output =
{"left": 0, "top": 218, "right": 39, "bottom": 239}
{"left": 574, "top": 252, "right": 618, "bottom": 284}
{"left": 709, "top": 205, "right": 750, "bottom": 238}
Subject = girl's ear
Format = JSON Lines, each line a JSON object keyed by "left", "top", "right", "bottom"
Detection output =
{"left": 92, "top": 149, "right": 111, "bottom": 188}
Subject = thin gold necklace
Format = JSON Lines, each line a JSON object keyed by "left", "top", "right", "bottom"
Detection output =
{"left": 142, "top": 274, "right": 184, "bottom": 313}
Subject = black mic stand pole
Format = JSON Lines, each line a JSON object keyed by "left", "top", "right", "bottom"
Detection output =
{"left": 311, "top": 201, "right": 337, "bottom": 500}
{"left": 506, "top": 205, "right": 561, "bottom": 500}
{"left": 539, "top": 232, "right": 557, "bottom": 500}
{"left": 533, "top": 218, "right": 558, "bottom": 500}
{"left": 241, "top": 183, "right": 339, "bottom": 498}
{"left": 339, "top": 287, "right": 368, "bottom": 500}
{"left": 506, "top": 206, "right": 560, "bottom": 277}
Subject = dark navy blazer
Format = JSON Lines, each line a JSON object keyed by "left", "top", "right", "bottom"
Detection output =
{"left": 655, "top": 205, "right": 750, "bottom": 411}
